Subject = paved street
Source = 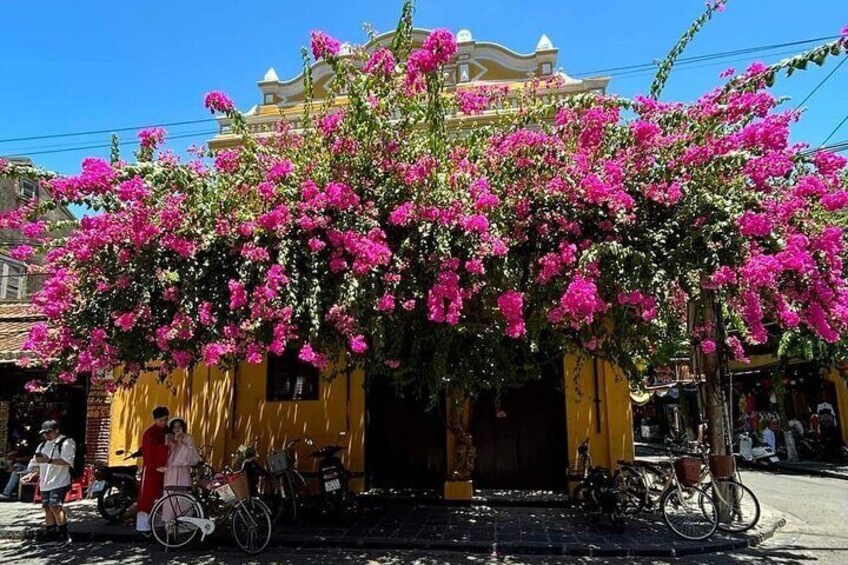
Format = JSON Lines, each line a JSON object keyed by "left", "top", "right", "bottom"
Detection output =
{"left": 0, "top": 468, "right": 845, "bottom": 564}
{"left": 741, "top": 470, "right": 848, "bottom": 565}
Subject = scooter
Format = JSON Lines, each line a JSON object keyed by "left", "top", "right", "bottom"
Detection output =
{"left": 308, "top": 432, "right": 356, "bottom": 519}
{"left": 737, "top": 432, "right": 779, "bottom": 466}
{"left": 89, "top": 449, "right": 140, "bottom": 523}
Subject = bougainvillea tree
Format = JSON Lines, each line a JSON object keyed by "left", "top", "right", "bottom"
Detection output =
{"left": 2, "top": 1, "right": 848, "bottom": 460}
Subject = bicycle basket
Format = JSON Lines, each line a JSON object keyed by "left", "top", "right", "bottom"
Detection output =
{"left": 708, "top": 455, "right": 736, "bottom": 479}
{"left": 227, "top": 471, "right": 251, "bottom": 501}
{"left": 673, "top": 457, "right": 701, "bottom": 487}
{"left": 212, "top": 480, "right": 237, "bottom": 503}
{"left": 266, "top": 450, "right": 292, "bottom": 474}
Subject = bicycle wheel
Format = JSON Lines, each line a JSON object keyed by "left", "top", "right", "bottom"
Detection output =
{"left": 701, "top": 479, "right": 761, "bottom": 533}
{"left": 231, "top": 497, "right": 273, "bottom": 554}
{"left": 150, "top": 492, "right": 204, "bottom": 549}
{"left": 661, "top": 485, "right": 718, "bottom": 541}
{"left": 615, "top": 467, "right": 647, "bottom": 516}
{"left": 280, "top": 471, "right": 308, "bottom": 523}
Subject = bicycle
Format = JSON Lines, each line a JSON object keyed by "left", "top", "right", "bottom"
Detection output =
{"left": 569, "top": 438, "right": 627, "bottom": 532}
{"left": 192, "top": 444, "right": 216, "bottom": 484}
{"left": 148, "top": 458, "right": 273, "bottom": 554}
{"left": 264, "top": 438, "right": 310, "bottom": 523}
{"left": 265, "top": 433, "right": 357, "bottom": 523}
{"left": 691, "top": 444, "right": 761, "bottom": 533}
{"left": 616, "top": 444, "right": 719, "bottom": 541}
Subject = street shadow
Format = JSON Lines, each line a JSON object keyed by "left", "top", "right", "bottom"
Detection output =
{"left": 1, "top": 541, "right": 830, "bottom": 565}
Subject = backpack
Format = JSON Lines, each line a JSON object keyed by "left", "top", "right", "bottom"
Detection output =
{"left": 56, "top": 437, "right": 86, "bottom": 480}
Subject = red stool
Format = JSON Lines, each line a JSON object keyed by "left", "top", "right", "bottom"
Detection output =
{"left": 64, "top": 482, "right": 84, "bottom": 503}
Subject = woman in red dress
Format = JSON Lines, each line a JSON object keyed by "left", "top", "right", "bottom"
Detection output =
{"left": 136, "top": 406, "right": 169, "bottom": 533}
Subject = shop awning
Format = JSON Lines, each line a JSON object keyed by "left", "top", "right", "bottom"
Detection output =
{"left": 630, "top": 389, "right": 652, "bottom": 406}
{"left": 0, "top": 303, "right": 43, "bottom": 364}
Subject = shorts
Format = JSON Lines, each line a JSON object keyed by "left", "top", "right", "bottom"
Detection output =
{"left": 41, "top": 486, "right": 70, "bottom": 508}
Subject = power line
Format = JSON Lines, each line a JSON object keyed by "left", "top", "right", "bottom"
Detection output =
{"left": 794, "top": 56, "right": 847, "bottom": 110}
{"left": 3, "top": 130, "right": 217, "bottom": 158}
{"left": 571, "top": 34, "right": 838, "bottom": 78}
{"left": 607, "top": 47, "right": 807, "bottom": 82}
{"left": 820, "top": 115, "right": 848, "bottom": 148}
{"left": 801, "top": 139, "right": 848, "bottom": 155}
{"left": 8, "top": 128, "right": 215, "bottom": 155}
{"left": 0, "top": 118, "right": 216, "bottom": 145}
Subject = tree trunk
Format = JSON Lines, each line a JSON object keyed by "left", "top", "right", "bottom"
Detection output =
{"left": 691, "top": 292, "right": 729, "bottom": 456}
{"left": 691, "top": 293, "right": 732, "bottom": 523}
{"left": 447, "top": 390, "right": 476, "bottom": 481}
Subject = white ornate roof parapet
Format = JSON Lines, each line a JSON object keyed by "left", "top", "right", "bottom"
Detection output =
{"left": 456, "top": 29, "right": 473, "bottom": 43}
{"left": 252, "top": 28, "right": 582, "bottom": 107}
{"left": 536, "top": 34, "right": 554, "bottom": 52}
{"left": 212, "top": 28, "right": 610, "bottom": 143}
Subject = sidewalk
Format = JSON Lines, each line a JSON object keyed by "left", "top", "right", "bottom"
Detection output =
{"left": 0, "top": 498, "right": 785, "bottom": 557}
{"left": 774, "top": 459, "right": 848, "bottom": 481}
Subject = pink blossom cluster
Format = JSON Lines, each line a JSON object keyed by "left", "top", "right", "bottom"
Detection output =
{"left": 310, "top": 31, "right": 341, "bottom": 60}
{"left": 138, "top": 127, "right": 166, "bottom": 150}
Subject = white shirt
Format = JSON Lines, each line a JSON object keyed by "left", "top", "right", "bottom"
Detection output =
{"left": 762, "top": 428, "right": 776, "bottom": 451}
{"left": 29, "top": 435, "right": 75, "bottom": 491}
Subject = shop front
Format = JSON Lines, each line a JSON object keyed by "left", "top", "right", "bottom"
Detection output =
{"left": 632, "top": 361, "right": 705, "bottom": 444}
{"left": 0, "top": 304, "right": 112, "bottom": 467}
{"left": 728, "top": 359, "right": 845, "bottom": 460}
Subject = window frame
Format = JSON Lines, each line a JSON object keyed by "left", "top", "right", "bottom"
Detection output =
{"left": 19, "top": 178, "right": 38, "bottom": 200}
{"left": 266, "top": 349, "right": 321, "bottom": 401}
{"left": 0, "top": 260, "right": 26, "bottom": 301}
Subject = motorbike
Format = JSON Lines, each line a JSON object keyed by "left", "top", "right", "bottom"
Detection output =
{"left": 572, "top": 440, "right": 626, "bottom": 532}
{"left": 308, "top": 432, "right": 356, "bottom": 519}
{"left": 89, "top": 449, "right": 140, "bottom": 523}
{"left": 737, "top": 432, "right": 779, "bottom": 466}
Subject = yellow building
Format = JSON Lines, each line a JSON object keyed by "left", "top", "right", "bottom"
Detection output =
{"left": 109, "top": 29, "right": 633, "bottom": 497}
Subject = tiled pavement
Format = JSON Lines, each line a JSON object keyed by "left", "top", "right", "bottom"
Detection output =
{"left": 0, "top": 498, "right": 784, "bottom": 557}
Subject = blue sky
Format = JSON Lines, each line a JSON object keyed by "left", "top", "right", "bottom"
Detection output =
{"left": 1, "top": 0, "right": 846, "bottom": 186}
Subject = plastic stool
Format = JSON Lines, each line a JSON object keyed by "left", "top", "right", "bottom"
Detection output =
{"left": 64, "top": 482, "right": 84, "bottom": 503}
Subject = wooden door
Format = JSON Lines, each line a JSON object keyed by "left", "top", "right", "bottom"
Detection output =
{"left": 472, "top": 372, "right": 567, "bottom": 490}
{"left": 365, "top": 380, "right": 446, "bottom": 489}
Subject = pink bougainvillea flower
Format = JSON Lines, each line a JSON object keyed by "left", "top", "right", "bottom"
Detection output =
{"left": 203, "top": 91, "right": 235, "bottom": 114}
{"left": 497, "top": 290, "right": 526, "bottom": 338}
{"left": 349, "top": 334, "right": 368, "bottom": 354}
{"left": 310, "top": 30, "right": 342, "bottom": 60}
{"left": 138, "top": 127, "right": 166, "bottom": 150}
{"left": 422, "top": 28, "right": 457, "bottom": 65}
{"left": 113, "top": 312, "right": 137, "bottom": 331}
{"left": 364, "top": 47, "right": 396, "bottom": 76}
{"left": 9, "top": 245, "right": 34, "bottom": 261}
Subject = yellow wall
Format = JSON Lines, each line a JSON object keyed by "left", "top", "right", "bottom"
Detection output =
{"left": 111, "top": 353, "right": 633, "bottom": 494}
{"left": 826, "top": 370, "right": 848, "bottom": 442}
{"left": 563, "top": 354, "right": 634, "bottom": 473}
{"left": 109, "top": 359, "right": 366, "bottom": 491}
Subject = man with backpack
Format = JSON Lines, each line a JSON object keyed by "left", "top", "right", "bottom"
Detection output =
{"left": 21, "top": 420, "right": 76, "bottom": 545}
